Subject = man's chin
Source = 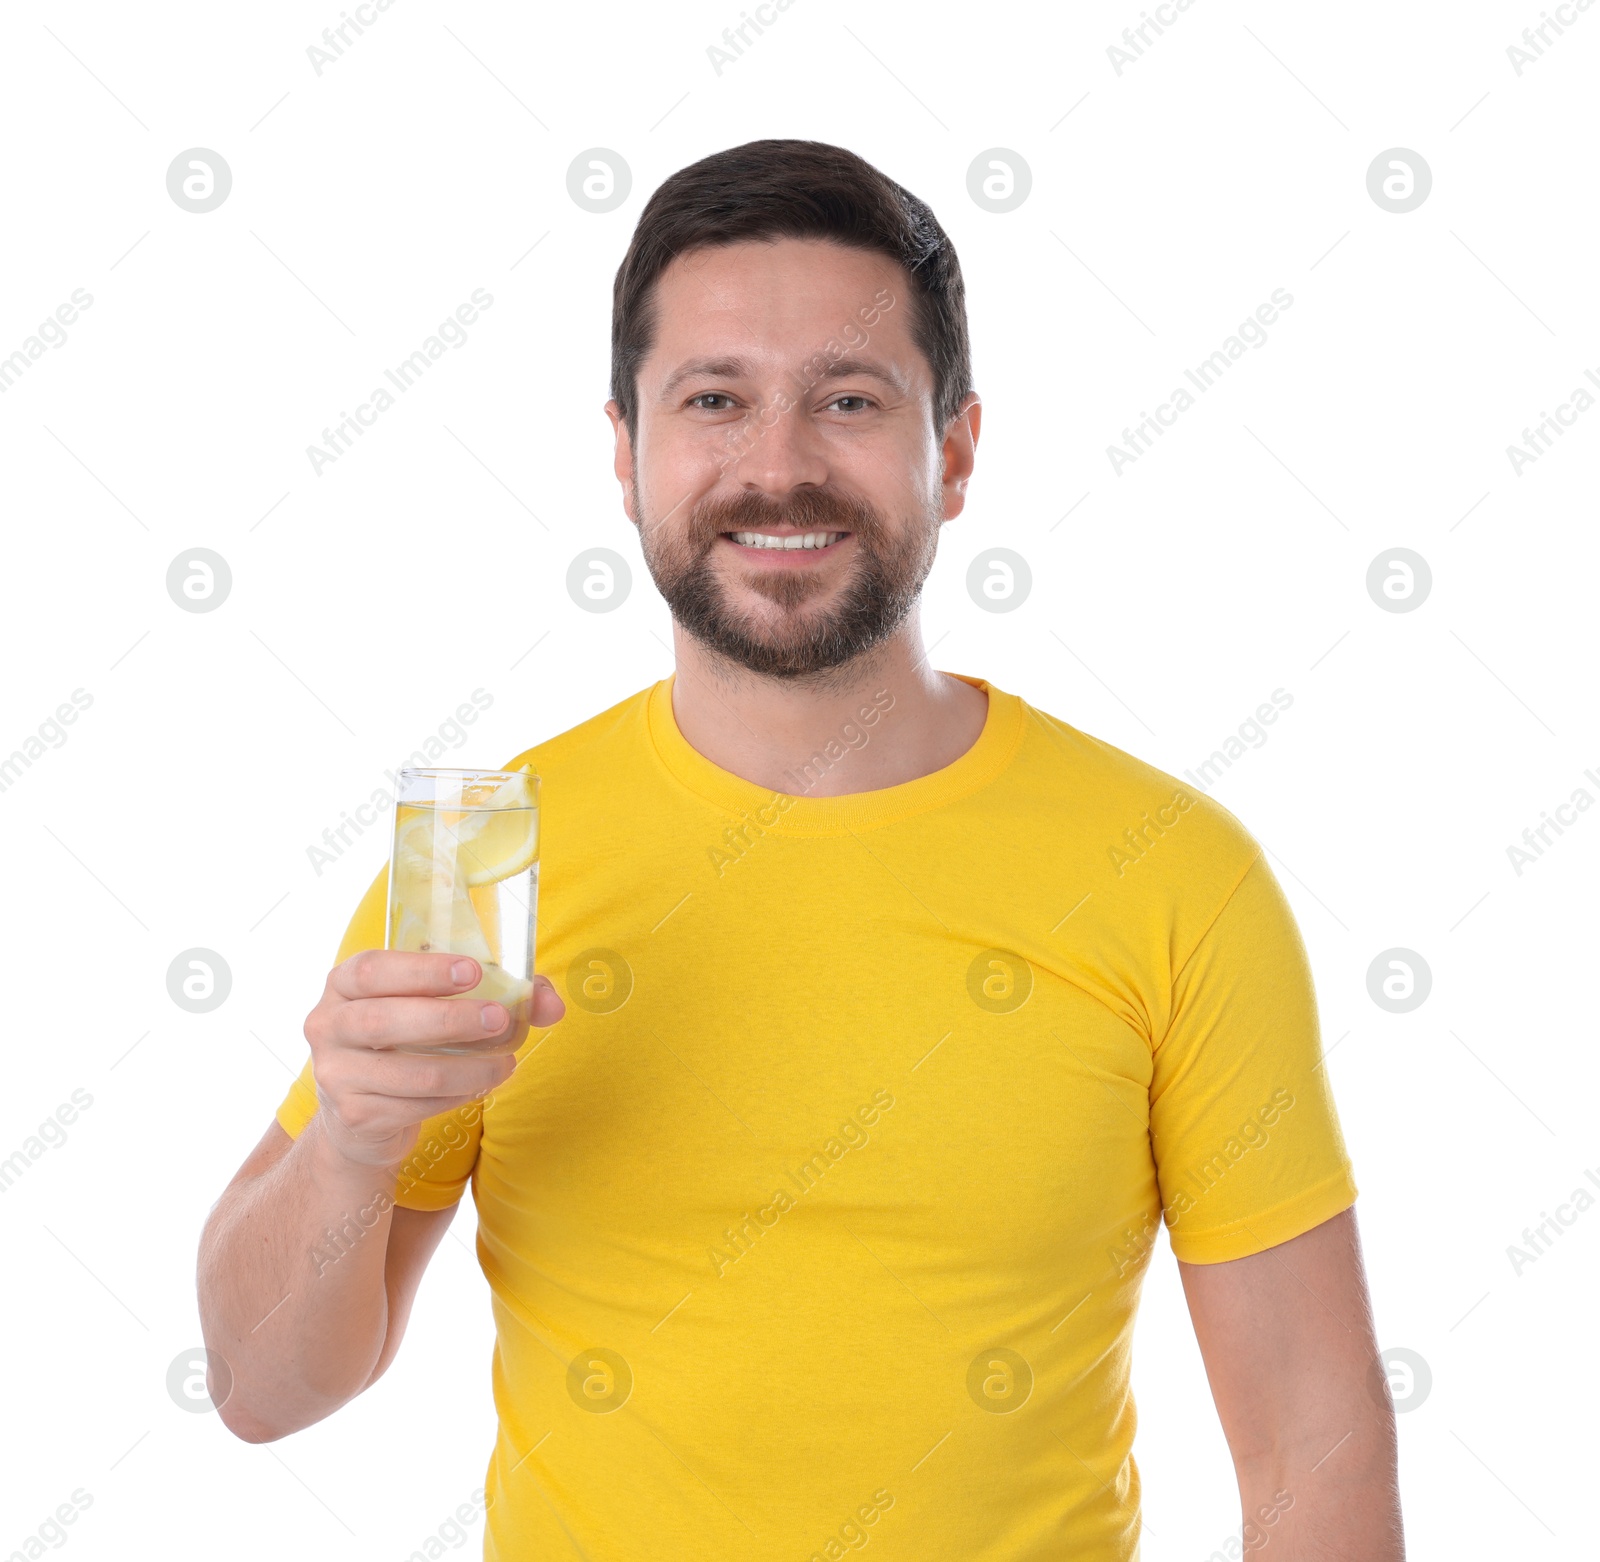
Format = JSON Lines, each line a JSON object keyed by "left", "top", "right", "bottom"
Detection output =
{"left": 700, "top": 648, "right": 867, "bottom": 681}
{"left": 678, "top": 611, "right": 876, "bottom": 680}
{"left": 730, "top": 575, "right": 838, "bottom": 613}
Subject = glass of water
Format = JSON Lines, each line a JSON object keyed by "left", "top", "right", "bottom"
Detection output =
{"left": 385, "top": 766, "right": 540, "bottom": 1055}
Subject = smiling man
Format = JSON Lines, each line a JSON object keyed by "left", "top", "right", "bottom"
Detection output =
{"left": 199, "top": 140, "right": 1404, "bottom": 1560}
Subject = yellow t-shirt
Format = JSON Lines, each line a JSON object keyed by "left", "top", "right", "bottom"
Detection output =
{"left": 275, "top": 673, "right": 1356, "bottom": 1560}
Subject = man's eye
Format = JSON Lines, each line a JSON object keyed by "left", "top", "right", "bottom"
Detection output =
{"left": 688, "top": 393, "right": 736, "bottom": 410}
{"left": 828, "top": 395, "right": 873, "bottom": 413}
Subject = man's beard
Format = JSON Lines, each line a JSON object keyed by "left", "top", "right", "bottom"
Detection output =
{"left": 634, "top": 481, "right": 940, "bottom": 682}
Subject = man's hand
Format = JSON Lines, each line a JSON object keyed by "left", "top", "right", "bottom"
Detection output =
{"left": 303, "top": 949, "right": 566, "bottom": 1169}
{"left": 1178, "top": 1208, "right": 1405, "bottom": 1559}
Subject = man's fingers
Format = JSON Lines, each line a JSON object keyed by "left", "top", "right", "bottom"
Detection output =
{"left": 321, "top": 1046, "right": 515, "bottom": 1103}
{"left": 328, "top": 948, "right": 482, "bottom": 1003}
{"left": 325, "top": 954, "right": 564, "bottom": 1037}
{"left": 530, "top": 976, "right": 566, "bottom": 1026}
{"left": 328, "top": 992, "right": 513, "bottom": 1051}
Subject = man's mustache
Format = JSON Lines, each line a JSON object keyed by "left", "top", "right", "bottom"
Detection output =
{"left": 686, "top": 488, "right": 882, "bottom": 548}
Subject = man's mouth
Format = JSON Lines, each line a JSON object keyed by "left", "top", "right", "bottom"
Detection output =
{"left": 721, "top": 529, "right": 849, "bottom": 552}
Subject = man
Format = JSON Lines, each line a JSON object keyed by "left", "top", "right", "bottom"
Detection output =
{"left": 199, "top": 139, "right": 1404, "bottom": 1559}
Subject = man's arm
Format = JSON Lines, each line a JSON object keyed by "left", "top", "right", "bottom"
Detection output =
{"left": 198, "top": 1117, "right": 457, "bottom": 1442}
{"left": 1177, "top": 1208, "right": 1404, "bottom": 1559}
{"left": 196, "top": 949, "right": 561, "bottom": 1442}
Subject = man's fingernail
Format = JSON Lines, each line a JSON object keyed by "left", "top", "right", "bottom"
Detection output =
{"left": 451, "top": 960, "right": 476, "bottom": 985}
{"left": 481, "top": 1003, "right": 507, "bottom": 1031}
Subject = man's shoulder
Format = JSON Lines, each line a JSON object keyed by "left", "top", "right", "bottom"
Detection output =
{"left": 499, "top": 680, "right": 659, "bottom": 778}
{"left": 1016, "top": 693, "right": 1246, "bottom": 822}
{"left": 1012, "top": 691, "right": 1264, "bottom": 902}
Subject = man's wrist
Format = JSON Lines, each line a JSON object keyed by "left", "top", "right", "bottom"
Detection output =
{"left": 300, "top": 1109, "right": 412, "bottom": 1192}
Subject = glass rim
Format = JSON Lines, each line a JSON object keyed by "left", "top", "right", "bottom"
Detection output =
{"left": 396, "top": 766, "right": 540, "bottom": 781}
{"left": 393, "top": 767, "right": 540, "bottom": 809}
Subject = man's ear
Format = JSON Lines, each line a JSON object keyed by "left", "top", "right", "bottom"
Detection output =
{"left": 604, "top": 398, "right": 638, "bottom": 525}
{"left": 938, "top": 393, "right": 982, "bottom": 523}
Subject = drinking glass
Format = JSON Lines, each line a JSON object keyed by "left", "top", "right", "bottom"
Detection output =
{"left": 385, "top": 766, "right": 540, "bottom": 1055}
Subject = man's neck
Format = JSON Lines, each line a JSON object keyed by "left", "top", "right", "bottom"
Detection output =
{"left": 666, "top": 613, "right": 990, "bottom": 798}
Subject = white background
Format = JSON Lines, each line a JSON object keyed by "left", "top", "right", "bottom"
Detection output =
{"left": 1, "top": 0, "right": 1594, "bottom": 1557}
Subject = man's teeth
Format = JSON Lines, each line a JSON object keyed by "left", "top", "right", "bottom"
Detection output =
{"left": 728, "top": 531, "right": 844, "bottom": 551}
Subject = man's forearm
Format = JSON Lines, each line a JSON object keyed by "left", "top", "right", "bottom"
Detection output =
{"left": 1236, "top": 1414, "right": 1404, "bottom": 1560}
{"left": 196, "top": 1116, "right": 400, "bottom": 1441}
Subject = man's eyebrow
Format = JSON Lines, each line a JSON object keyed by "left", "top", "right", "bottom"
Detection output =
{"left": 658, "top": 357, "right": 753, "bottom": 400}
{"left": 657, "top": 353, "right": 910, "bottom": 401}
{"left": 809, "top": 355, "right": 910, "bottom": 394}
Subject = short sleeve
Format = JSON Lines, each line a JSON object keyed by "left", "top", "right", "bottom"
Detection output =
{"left": 1150, "top": 850, "right": 1358, "bottom": 1263}
{"left": 273, "top": 862, "right": 485, "bottom": 1211}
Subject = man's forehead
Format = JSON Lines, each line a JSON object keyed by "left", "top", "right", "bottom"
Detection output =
{"left": 649, "top": 238, "right": 902, "bottom": 316}
{"left": 644, "top": 238, "right": 916, "bottom": 383}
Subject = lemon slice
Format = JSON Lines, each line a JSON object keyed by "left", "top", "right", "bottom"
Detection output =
{"left": 391, "top": 810, "right": 488, "bottom": 961}
{"left": 396, "top": 770, "right": 538, "bottom": 889}
{"left": 459, "top": 804, "right": 539, "bottom": 887}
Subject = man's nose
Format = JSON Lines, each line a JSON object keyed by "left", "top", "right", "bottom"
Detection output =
{"left": 725, "top": 395, "right": 830, "bottom": 494}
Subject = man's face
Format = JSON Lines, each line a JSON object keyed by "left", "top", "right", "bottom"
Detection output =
{"left": 607, "top": 238, "right": 978, "bottom": 682}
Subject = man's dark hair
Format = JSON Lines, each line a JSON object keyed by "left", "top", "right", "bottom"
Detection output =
{"left": 610, "top": 139, "right": 972, "bottom": 444}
